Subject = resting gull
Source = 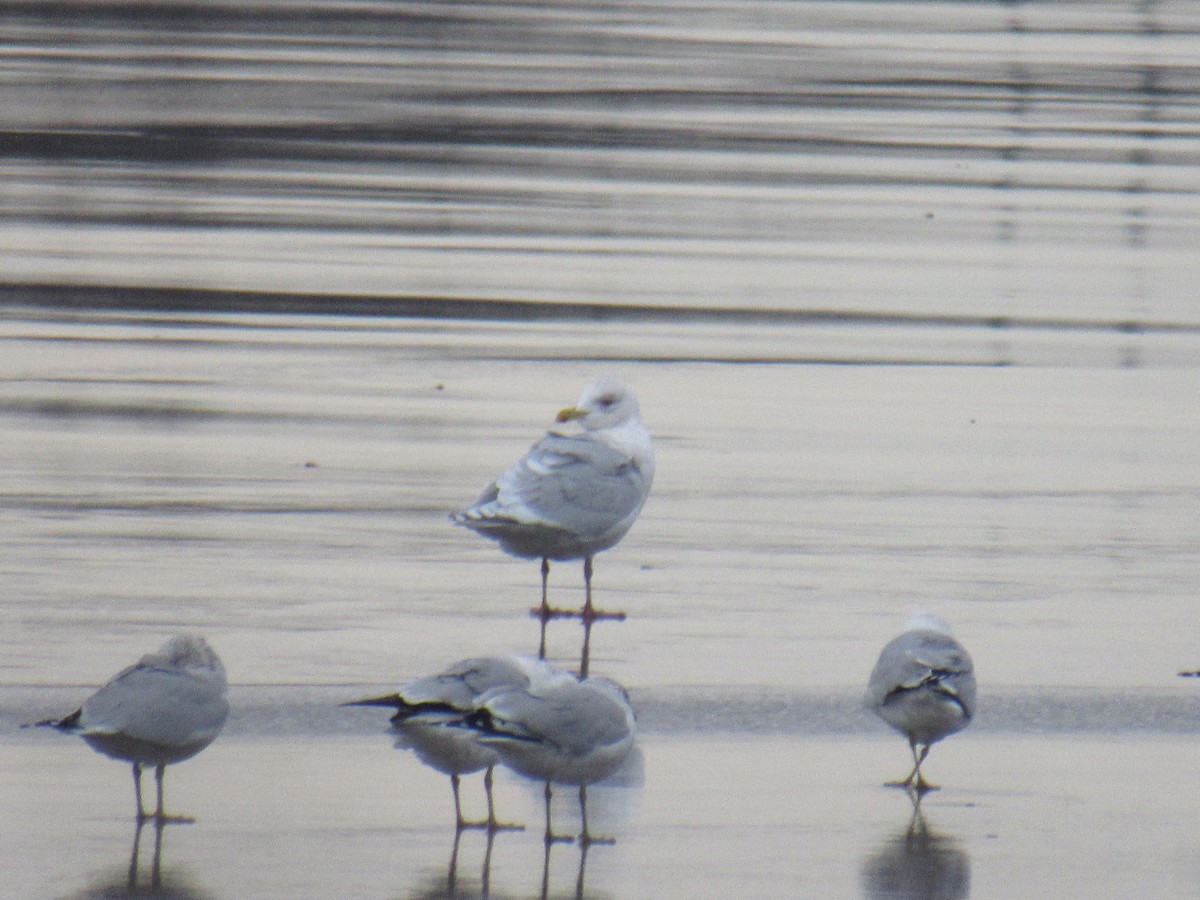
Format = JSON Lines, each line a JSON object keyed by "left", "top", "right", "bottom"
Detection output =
{"left": 345, "top": 655, "right": 542, "bottom": 831}
{"left": 30, "top": 635, "right": 229, "bottom": 822}
{"left": 466, "top": 662, "right": 636, "bottom": 845}
{"left": 865, "top": 614, "right": 976, "bottom": 793}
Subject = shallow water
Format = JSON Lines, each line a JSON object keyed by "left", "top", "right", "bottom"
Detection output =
{"left": 3, "top": 307, "right": 1200, "bottom": 898}
{"left": 3, "top": 0, "right": 1200, "bottom": 897}
{"left": 4, "top": 733, "right": 1200, "bottom": 899}
{"left": 2, "top": 311, "right": 1198, "bottom": 692}
{"left": 3, "top": 0, "right": 1200, "bottom": 320}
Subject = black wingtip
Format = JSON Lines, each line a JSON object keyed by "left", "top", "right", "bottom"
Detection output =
{"left": 340, "top": 693, "right": 404, "bottom": 710}
{"left": 23, "top": 707, "right": 82, "bottom": 731}
{"left": 462, "top": 708, "right": 496, "bottom": 732}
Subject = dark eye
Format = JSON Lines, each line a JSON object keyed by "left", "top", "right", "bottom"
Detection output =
{"left": 596, "top": 394, "right": 616, "bottom": 408}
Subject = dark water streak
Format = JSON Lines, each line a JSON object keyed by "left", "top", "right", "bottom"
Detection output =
{"left": 2, "top": 0, "right": 1197, "bottom": 320}
{"left": 6, "top": 684, "right": 1200, "bottom": 740}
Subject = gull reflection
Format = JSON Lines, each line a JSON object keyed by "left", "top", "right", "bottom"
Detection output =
{"left": 539, "top": 838, "right": 597, "bottom": 900}
{"left": 128, "top": 818, "right": 165, "bottom": 893}
{"left": 69, "top": 818, "right": 210, "bottom": 899}
{"left": 404, "top": 826, "right": 504, "bottom": 900}
{"left": 860, "top": 794, "right": 970, "bottom": 900}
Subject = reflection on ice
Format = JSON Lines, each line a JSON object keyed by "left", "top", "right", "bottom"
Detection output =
{"left": 405, "top": 826, "right": 503, "bottom": 900}
{"left": 402, "top": 820, "right": 601, "bottom": 900}
{"left": 68, "top": 818, "right": 212, "bottom": 900}
{"left": 860, "top": 795, "right": 970, "bottom": 900}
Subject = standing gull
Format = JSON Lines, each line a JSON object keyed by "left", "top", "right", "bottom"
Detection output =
{"left": 344, "top": 656, "right": 540, "bottom": 831}
{"left": 451, "top": 376, "right": 655, "bottom": 672}
{"left": 29, "top": 635, "right": 229, "bottom": 822}
{"left": 466, "top": 662, "right": 636, "bottom": 845}
{"left": 865, "top": 614, "right": 976, "bottom": 793}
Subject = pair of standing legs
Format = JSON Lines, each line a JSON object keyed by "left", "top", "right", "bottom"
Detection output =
{"left": 533, "top": 555, "right": 625, "bottom": 677}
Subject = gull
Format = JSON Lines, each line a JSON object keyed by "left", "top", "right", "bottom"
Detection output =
{"left": 344, "top": 656, "right": 538, "bottom": 831}
{"left": 29, "top": 635, "right": 229, "bottom": 822}
{"left": 466, "top": 662, "right": 636, "bottom": 845}
{"left": 451, "top": 377, "right": 655, "bottom": 671}
{"left": 865, "top": 614, "right": 976, "bottom": 793}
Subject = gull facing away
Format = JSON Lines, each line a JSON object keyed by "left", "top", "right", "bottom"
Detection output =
{"left": 451, "top": 377, "right": 655, "bottom": 673}
{"left": 465, "top": 662, "right": 636, "bottom": 846}
{"left": 29, "top": 635, "right": 229, "bottom": 822}
{"left": 865, "top": 614, "right": 976, "bottom": 794}
{"left": 344, "top": 656, "right": 540, "bottom": 831}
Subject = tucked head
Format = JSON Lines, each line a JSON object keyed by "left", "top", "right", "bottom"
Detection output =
{"left": 899, "top": 612, "right": 955, "bottom": 637}
{"left": 556, "top": 377, "right": 641, "bottom": 431}
{"left": 155, "top": 635, "right": 226, "bottom": 684}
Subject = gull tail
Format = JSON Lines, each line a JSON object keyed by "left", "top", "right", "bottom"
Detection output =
{"left": 343, "top": 695, "right": 469, "bottom": 724}
{"left": 341, "top": 693, "right": 404, "bottom": 709}
{"left": 23, "top": 707, "right": 82, "bottom": 731}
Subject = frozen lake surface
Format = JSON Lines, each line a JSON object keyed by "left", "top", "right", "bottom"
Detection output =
{"left": 2, "top": 309, "right": 1199, "bottom": 899}
{"left": 3, "top": 0, "right": 1200, "bottom": 897}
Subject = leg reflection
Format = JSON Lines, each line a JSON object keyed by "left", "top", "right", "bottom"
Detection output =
{"left": 538, "top": 815, "right": 597, "bottom": 900}
{"left": 435, "top": 822, "right": 502, "bottom": 899}
{"left": 860, "top": 792, "right": 971, "bottom": 900}
{"left": 445, "top": 824, "right": 463, "bottom": 894}
{"left": 481, "top": 824, "right": 497, "bottom": 899}
{"left": 126, "top": 816, "right": 166, "bottom": 892}
{"left": 574, "top": 838, "right": 591, "bottom": 900}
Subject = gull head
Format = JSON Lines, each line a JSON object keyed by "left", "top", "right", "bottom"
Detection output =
{"left": 900, "top": 612, "right": 955, "bottom": 637}
{"left": 555, "top": 377, "right": 642, "bottom": 431}
{"left": 157, "top": 635, "right": 227, "bottom": 684}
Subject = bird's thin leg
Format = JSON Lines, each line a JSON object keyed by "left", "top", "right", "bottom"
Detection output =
{"left": 579, "top": 557, "right": 628, "bottom": 676}
{"left": 579, "top": 556, "right": 626, "bottom": 626}
{"left": 888, "top": 741, "right": 938, "bottom": 794}
{"left": 544, "top": 782, "right": 573, "bottom": 845}
{"left": 155, "top": 765, "right": 165, "bottom": 821}
{"left": 885, "top": 740, "right": 923, "bottom": 789}
{"left": 911, "top": 744, "right": 937, "bottom": 793}
{"left": 582, "top": 556, "right": 594, "bottom": 619}
{"left": 483, "top": 767, "right": 495, "bottom": 825}
{"left": 577, "top": 785, "right": 614, "bottom": 846}
{"left": 452, "top": 773, "right": 467, "bottom": 829}
{"left": 132, "top": 763, "right": 147, "bottom": 821}
{"left": 452, "top": 773, "right": 487, "bottom": 830}
{"left": 484, "top": 765, "right": 523, "bottom": 832}
{"left": 154, "top": 765, "right": 195, "bottom": 824}
{"left": 905, "top": 740, "right": 923, "bottom": 785}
